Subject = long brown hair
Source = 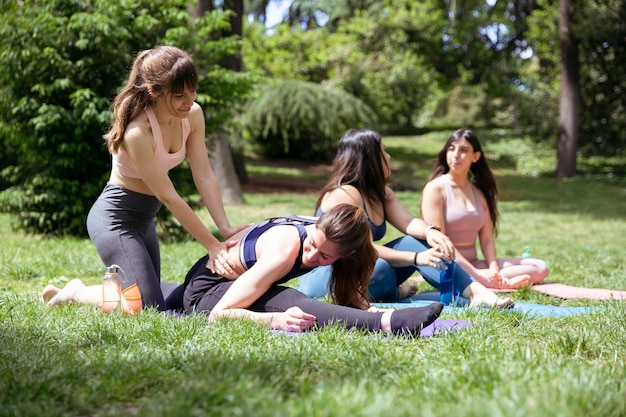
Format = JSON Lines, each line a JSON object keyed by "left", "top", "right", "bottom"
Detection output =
{"left": 103, "top": 46, "right": 198, "bottom": 154}
{"left": 316, "top": 204, "right": 377, "bottom": 308}
{"left": 430, "top": 128, "right": 499, "bottom": 235}
{"left": 315, "top": 129, "right": 388, "bottom": 212}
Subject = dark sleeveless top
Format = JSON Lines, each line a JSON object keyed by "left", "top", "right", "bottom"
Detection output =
{"left": 239, "top": 215, "right": 316, "bottom": 284}
{"left": 316, "top": 201, "right": 386, "bottom": 241}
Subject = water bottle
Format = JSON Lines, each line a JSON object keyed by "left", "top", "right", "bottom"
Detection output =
{"left": 439, "top": 260, "right": 455, "bottom": 305}
{"left": 102, "top": 265, "right": 122, "bottom": 314}
{"left": 522, "top": 246, "right": 532, "bottom": 258}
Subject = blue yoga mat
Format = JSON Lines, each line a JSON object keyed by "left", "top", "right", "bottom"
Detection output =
{"left": 371, "top": 293, "right": 598, "bottom": 318}
{"left": 508, "top": 302, "right": 598, "bottom": 317}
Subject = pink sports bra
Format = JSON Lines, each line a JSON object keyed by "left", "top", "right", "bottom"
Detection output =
{"left": 443, "top": 177, "right": 485, "bottom": 261}
{"left": 112, "top": 107, "right": 190, "bottom": 179}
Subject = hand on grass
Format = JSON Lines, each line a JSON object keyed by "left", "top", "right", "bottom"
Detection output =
{"left": 271, "top": 307, "right": 316, "bottom": 332}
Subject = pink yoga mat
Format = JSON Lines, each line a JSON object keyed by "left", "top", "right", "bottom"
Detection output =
{"left": 530, "top": 283, "right": 626, "bottom": 300}
{"left": 492, "top": 283, "right": 626, "bottom": 300}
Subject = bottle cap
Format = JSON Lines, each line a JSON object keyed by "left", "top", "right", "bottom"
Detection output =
{"left": 106, "top": 265, "right": 119, "bottom": 274}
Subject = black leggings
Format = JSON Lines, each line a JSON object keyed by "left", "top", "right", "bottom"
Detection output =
{"left": 182, "top": 258, "right": 443, "bottom": 335}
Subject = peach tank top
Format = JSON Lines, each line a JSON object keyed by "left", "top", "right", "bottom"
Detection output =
{"left": 112, "top": 107, "right": 190, "bottom": 179}
{"left": 443, "top": 177, "right": 485, "bottom": 262}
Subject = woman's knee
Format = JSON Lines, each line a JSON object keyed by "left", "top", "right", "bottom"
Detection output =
{"left": 298, "top": 266, "right": 332, "bottom": 298}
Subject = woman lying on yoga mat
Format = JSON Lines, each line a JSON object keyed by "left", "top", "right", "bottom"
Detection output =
{"left": 297, "top": 128, "right": 513, "bottom": 308}
{"left": 43, "top": 205, "right": 443, "bottom": 336}
{"left": 421, "top": 128, "right": 548, "bottom": 289}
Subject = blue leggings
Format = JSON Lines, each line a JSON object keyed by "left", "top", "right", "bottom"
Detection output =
{"left": 298, "top": 235, "right": 475, "bottom": 302}
{"left": 86, "top": 183, "right": 166, "bottom": 310}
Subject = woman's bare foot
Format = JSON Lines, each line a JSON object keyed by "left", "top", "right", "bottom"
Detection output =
{"left": 502, "top": 274, "right": 531, "bottom": 288}
{"left": 470, "top": 294, "right": 514, "bottom": 309}
{"left": 45, "top": 279, "right": 86, "bottom": 306}
{"left": 398, "top": 284, "right": 418, "bottom": 299}
{"left": 406, "top": 275, "right": 425, "bottom": 286}
{"left": 484, "top": 274, "right": 531, "bottom": 290}
{"left": 465, "top": 283, "right": 515, "bottom": 309}
{"left": 41, "top": 285, "right": 61, "bottom": 303}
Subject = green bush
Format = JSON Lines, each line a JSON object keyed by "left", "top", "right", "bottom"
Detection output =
{"left": 0, "top": 1, "right": 251, "bottom": 236}
{"left": 240, "top": 79, "right": 377, "bottom": 161}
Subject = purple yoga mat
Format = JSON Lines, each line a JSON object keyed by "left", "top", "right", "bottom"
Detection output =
{"left": 419, "top": 319, "right": 473, "bottom": 337}
{"left": 270, "top": 319, "right": 472, "bottom": 338}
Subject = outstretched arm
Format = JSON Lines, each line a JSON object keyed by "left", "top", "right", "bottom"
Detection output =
{"left": 209, "top": 226, "right": 316, "bottom": 331}
{"left": 186, "top": 104, "right": 248, "bottom": 240}
{"left": 124, "top": 105, "right": 234, "bottom": 274}
{"left": 384, "top": 186, "right": 455, "bottom": 260}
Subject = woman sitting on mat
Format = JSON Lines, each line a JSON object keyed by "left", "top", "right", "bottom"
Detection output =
{"left": 44, "top": 205, "right": 444, "bottom": 336}
{"left": 421, "top": 128, "right": 548, "bottom": 289}
{"left": 297, "top": 129, "right": 513, "bottom": 308}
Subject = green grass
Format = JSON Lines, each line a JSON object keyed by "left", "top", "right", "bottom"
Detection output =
{"left": 1, "top": 131, "right": 626, "bottom": 416}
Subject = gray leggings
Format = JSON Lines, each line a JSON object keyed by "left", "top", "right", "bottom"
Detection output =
{"left": 86, "top": 183, "right": 166, "bottom": 310}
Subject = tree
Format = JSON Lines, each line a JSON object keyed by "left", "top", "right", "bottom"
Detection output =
{"left": 191, "top": 0, "right": 247, "bottom": 204}
{"left": 243, "top": 0, "right": 444, "bottom": 132}
{"left": 518, "top": 0, "right": 625, "bottom": 158}
{"left": 556, "top": 0, "right": 580, "bottom": 178}
{"left": 245, "top": 0, "right": 271, "bottom": 24}
{"left": 0, "top": 0, "right": 253, "bottom": 235}
{"left": 575, "top": 0, "right": 626, "bottom": 156}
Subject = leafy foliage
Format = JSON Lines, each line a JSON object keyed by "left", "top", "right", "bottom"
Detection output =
{"left": 575, "top": 1, "right": 626, "bottom": 155}
{"left": 524, "top": 0, "right": 626, "bottom": 155}
{"left": 245, "top": 0, "right": 625, "bottom": 158}
{"left": 239, "top": 79, "right": 377, "bottom": 160}
{"left": 0, "top": 0, "right": 253, "bottom": 236}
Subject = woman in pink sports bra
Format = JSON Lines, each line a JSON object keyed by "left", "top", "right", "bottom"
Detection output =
{"left": 421, "top": 128, "right": 548, "bottom": 289}
{"left": 42, "top": 46, "right": 247, "bottom": 313}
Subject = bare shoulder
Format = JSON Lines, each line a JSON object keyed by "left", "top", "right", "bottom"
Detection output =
{"left": 124, "top": 111, "right": 152, "bottom": 146}
{"left": 321, "top": 185, "right": 362, "bottom": 209}
{"left": 256, "top": 224, "right": 302, "bottom": 258}
{"left": 188, "top": 102, "right": 204, "bottom": 124}
{"left": 422, "top": 176, "right": 445, "bottom": 195}
{"left": 383, "top": 185, "right": 397, "bottom": 199}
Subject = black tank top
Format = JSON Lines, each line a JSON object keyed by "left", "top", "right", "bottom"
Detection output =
{"left": 240, "top": 215, "right": 315, "bottom": 284}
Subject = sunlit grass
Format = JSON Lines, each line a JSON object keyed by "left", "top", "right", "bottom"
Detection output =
{"left": 1, "top": 132, "right": 625, "bottom": 416}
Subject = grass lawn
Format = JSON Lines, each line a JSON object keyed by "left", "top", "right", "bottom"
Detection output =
{"left": 1, "top": 130, "right": 625, "bottom": 416}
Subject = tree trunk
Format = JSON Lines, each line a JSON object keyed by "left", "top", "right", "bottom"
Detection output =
{"left": 208, "top": 133, "right": 244, "bottom": 204}
{"left": 556, "top": 0, "right": 580, "bottom": 178}
{"left": 192, "top": 0, "right": 245, "bottom": 203}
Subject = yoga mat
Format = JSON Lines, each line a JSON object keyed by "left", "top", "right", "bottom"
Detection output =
{"left": 529, "top": 283, "right": 626, "bottom": 300}
{"left": 508, "top": 302, "right": 598, "bottom": 317}
{"left": 484, "top": 283, "right": 625, "bottom": 300}
{"left": 371, "top": 294, "right": 599, "bottom": 317}
{"left": 270, "top": 319, "right": 473, "bottom": 338}
{"left": 420, "top": 319, "right": 473, "bottom": 337}
{"left": 168, "top": 310, "right": 471, "bottom": 337}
